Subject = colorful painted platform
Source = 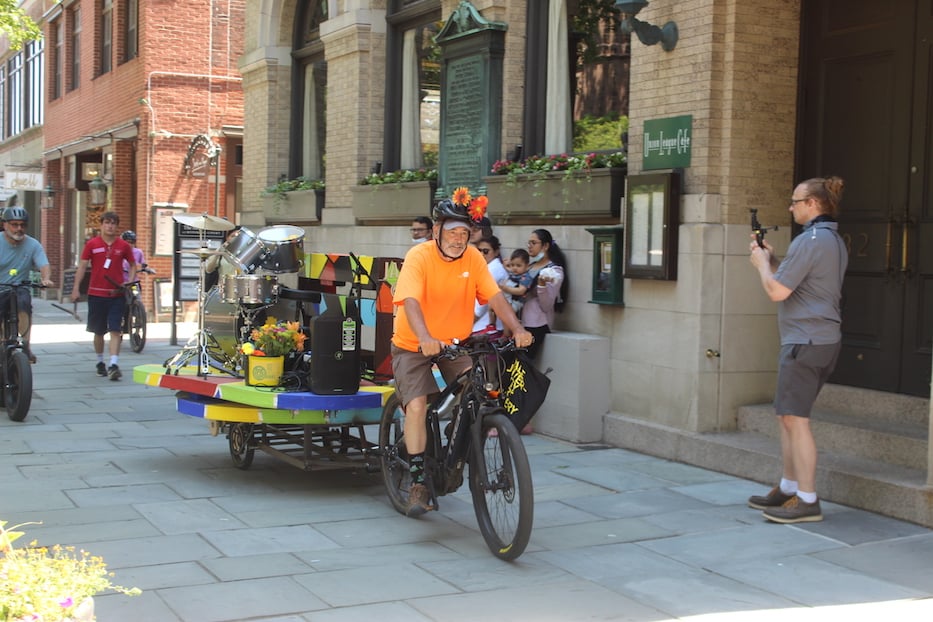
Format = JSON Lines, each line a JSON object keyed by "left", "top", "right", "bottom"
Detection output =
{"left": 133, "top": 364, "right": 393, "bottom": 425}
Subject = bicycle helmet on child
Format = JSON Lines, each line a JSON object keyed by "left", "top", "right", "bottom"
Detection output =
{"left": 1, "top": 206, "right": 28, "bottom": 223}
{"left": 122, "top": 230, "right": 137, "bottom": 242}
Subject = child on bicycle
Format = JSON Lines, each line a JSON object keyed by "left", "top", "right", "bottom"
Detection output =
{"left": 0, "top": 205, "right": 54, "bottom": 363}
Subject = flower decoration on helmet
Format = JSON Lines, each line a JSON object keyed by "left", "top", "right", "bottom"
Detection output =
{"left": 451, "top": 186, "right": 488, "bottom": 223}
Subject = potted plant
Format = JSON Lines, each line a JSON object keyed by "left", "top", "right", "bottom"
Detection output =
{"left": 240, "top": 319, "right": 307, "bottom": 386}
{"left": 1, "top": 520, "right": 141, "bottom": 622}
{"left": 484, "top": 150, "right": 627, "bottom": 221}
{"left": 261, "top": 176, "right": 325, "bottom": 224}
{"left": 350, "top": 168, "right": 438, "bottom": 223}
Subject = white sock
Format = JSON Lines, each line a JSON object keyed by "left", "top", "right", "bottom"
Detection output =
{"left": 97, "top": 354, "right": 105, "bottom": 363}
{"left": 797, "top": 490, "right": 817, "bottom": 504}
{"left": 110, "top": 356, "right": 119, "bottom": 366}
{"left": 779, "top": 478, "right": 798, "bottom": 495}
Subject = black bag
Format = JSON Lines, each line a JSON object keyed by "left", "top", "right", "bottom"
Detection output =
{"left": 499, "top": 351, "right": 551, "bottom": 431}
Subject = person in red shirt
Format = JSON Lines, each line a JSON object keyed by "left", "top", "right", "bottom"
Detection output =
{"left": 71, "top": 212, "right": 136, "bottom": 380}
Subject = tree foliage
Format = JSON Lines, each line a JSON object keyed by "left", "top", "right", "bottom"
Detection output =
{"left": 0, "top": 0, "right": 42, "bottom": 50}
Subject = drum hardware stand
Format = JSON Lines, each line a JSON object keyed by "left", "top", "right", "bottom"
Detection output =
{"left": 164, "top": 212, "right": 238, "bottom": 377}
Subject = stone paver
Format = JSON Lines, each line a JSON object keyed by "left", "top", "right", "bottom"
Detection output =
{"left": 1, "top": 298, "right": 931, "bottom": 621}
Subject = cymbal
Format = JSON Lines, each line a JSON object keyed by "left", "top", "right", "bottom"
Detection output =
{"left": 177, "top": 248, "right": 224, "bottom": 257}
{"left": 173, "top": 212, "right": 236, "bottom": 231}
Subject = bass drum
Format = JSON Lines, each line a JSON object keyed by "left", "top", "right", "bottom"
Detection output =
{"left": 202, "top": 286, "right": 240, "bottom": 361}
{"left": 258, "top": 225, "right": 305, "bottom": 273}
{"left": 203, "top": 285, "right": 307, "bottom": 360}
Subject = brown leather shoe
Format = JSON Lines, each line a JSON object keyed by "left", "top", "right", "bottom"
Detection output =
{"left": 748, "top": 486, "right": 794, "bottom": 510}
{"left": 405, "top": 483, "right": 435, "bottom": 517}
{"left": 762, "top": 495, "right": 823, "bottom": 524}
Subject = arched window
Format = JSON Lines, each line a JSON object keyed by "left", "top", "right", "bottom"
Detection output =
{"left": 291, "top": 1, "right": 328, "bottom": 181}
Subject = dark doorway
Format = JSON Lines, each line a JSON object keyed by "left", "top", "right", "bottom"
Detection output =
{"left": 798, "top": 0, "right": 933, "bottom": 396}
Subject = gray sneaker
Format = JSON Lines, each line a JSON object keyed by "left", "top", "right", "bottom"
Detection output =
{"left": 108, "top": 365, "right": 122, "bottom": 381}
{"left": 762, "top": 495, "right": 823, "bottom": 524}
{"left": 96, "top": 362, "right": 107, "bottom": 376}
{"left": 748, "top": 486, "right": 794, "bottom": 510}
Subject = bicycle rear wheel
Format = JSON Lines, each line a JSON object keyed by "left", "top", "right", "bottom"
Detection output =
{"left": 129, "top": 301, "right": 147, "bottom": 353}
{"left": 469, "top": 412, "right": 533, "bottom": 561}
{"left": 5, "top": 350, "right": 32, "bottom": 422}
{"left": 379, "top": 393, "right": 412, "bottom": 515}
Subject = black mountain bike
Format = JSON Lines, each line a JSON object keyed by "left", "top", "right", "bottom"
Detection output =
{"left": 122, "top": 279, "right": 147, "bottom": 353}
{"left": 379, "top": 335, "right": 534, "bottom": 561}
{"left": 0, "top": 281, "right": 41, "bottom": 421}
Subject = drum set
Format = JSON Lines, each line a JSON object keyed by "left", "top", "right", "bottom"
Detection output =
{"left": 164, "top": 213, "right": 309, "bottom": 377}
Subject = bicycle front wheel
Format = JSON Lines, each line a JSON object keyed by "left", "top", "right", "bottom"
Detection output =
{"left": 6, "top": 350, "right": 32, "bottom": 422}
{"left": 129, "top": 302, "right": 147, "bottom": 353}
{"left": 469, "top": 412, "right": 533, "bottom": 561}
{"left": 379, "top": 393, "right": 412, "bottom": 516}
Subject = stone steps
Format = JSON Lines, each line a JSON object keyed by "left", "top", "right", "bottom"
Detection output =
{"left": 603, "top": 384, "right": 933, "bottom": 527}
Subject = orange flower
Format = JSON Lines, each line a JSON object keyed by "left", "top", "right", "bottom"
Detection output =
{"left": 452, "top": 186, "right": 472, "bottom": 207}
{"left": 468, "top": 194, "right": 488, "bottom": 221}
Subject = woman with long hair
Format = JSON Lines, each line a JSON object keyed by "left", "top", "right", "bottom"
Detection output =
{"left": 522, "top": 228, "right": 567, "bottom": 359}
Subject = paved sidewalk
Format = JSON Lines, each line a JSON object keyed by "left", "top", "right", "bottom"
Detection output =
{"left": 1, "top": 297, "right": 932, "bottom": 621}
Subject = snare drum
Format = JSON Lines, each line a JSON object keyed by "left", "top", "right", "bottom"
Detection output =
{"left": 258, "top": 225, "right": 305, "bottom": 273}
{"left": 221, "top": 227, "right": 268, "bottom": 273}
{"left": 222, "top": 274, "right": 278, "bottom": 306}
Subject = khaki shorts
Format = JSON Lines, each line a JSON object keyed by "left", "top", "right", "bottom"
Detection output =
{"left": 390, "top": 344, "right": 471, "bottom": 408}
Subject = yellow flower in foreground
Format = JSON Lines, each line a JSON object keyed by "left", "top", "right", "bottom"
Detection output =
{"left": 241, "top": 342, "right": 255, "bottom": 355}
{"left": 8, "top": 269, "right": 16, "bottom": 276}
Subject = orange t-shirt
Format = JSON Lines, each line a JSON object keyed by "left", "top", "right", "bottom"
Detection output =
{"left": 392, "top": 242, "right": 500, "bottom": 352}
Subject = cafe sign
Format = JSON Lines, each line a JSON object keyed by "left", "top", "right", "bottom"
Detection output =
{"left": 643, "top": 115, "right": 692, "bottom": 170}
{"left": 4, "top": 168, "right": 44, "bottom": 191}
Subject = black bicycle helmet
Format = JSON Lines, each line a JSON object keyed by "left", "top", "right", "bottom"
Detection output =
{"left": 122, "top": 230, "right": 137, "bottom": 242}
{"left": 2, "top": 206, "right": 28, "bottom": 223}
{"left": 432, "top": 198, "right": 473, "bottom": 225}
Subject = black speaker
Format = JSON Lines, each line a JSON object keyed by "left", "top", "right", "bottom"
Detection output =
{"left": 309, "top": 312, "right": 361, "bottom": 395}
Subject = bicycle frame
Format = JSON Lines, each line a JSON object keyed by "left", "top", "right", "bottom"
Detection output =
{"left": 0, "top": 281, "right": 37, "bottom": 421}
{"left": 425, "top": 338, "right": 512, "bottom": 493}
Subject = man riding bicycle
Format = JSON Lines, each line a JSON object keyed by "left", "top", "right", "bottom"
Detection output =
{"left": 391, "top": 190, "right": 533, "bottom": 515}
{"left": 0, "top": 205, "right": 54, "bottom": 363}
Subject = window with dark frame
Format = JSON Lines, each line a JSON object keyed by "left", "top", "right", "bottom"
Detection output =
{"left": 25, "top": 40, "right": 43, "bottom": 129}
{"left": 383, "top": 0, "right": 442, "bottom": 173}
{"left": 101, "top": 0, "right": 113, "bottom": 75}
{"left": 289, "top": 0, "right": 329, "bottom": 181}
{"left": 0, "top": 66, "right": 6, "bottom": 142}
{"left": 70, "top": 7, "right": 81, "bottom": 91}
{"left": 53, "top": 20, "right": 63, "bottom": 99}
{"left": 7, "top": 54, "right": 22, "bottom": 136}
{"left": 124, "top": 0, "right": 138, "bottom": 62}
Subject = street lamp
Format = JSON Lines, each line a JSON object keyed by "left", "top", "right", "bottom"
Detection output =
{"left": 42, "top": 184, "right": 55, "bottom": 210}
{"left": 88, "top": 177, "right": 107, "bottom": 207}
{"left": 615, "top": 0, "right": 679, "bottom": 52}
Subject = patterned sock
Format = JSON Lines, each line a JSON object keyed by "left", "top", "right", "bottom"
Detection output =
{"left": 410, "top": 453, "right": 425, "bottom": 484}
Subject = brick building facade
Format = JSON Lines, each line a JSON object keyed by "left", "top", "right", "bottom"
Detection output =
{"left": 40, "top": 0, "right": 245, "bottom": 311}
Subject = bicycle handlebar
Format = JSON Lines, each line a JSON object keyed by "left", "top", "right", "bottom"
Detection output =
{"left": 433, "top": 335, "right": 519, "bottom": 362}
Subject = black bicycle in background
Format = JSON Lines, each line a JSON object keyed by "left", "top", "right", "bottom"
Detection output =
{"left": 108, "top": 263, "right": 154, "bottom": 353}
{"left": 0, "top": 281, "right": 42, "bottom": 421}
{"left": 379, "top": 335, "right": 534, "bottom": 561}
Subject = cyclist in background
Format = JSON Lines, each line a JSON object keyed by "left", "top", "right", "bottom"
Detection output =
{"left": 121, "top": 231, "right": 146, "bottom": 283}
{"left": 391, "top": 193, "right": 533, "bottom": 515}
{"left": 0, "top": 206, "right": 54, "bottom": 363}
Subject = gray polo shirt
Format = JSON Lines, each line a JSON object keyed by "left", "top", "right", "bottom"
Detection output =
{"left": 773, "top": 219, "right": 847, "bottom": 345}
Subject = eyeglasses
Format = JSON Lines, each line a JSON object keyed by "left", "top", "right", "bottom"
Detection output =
{"left": 527, "top": 240, "right": 541, "bottom": 247}
{"left": 410, "top": 228, "right": 428, "bottom": 234}
{"left": 789, "top": 197, "right": 809, "bottom": 207}
{"left": 479, "top": 248, "right": 492, "bottom": 255}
